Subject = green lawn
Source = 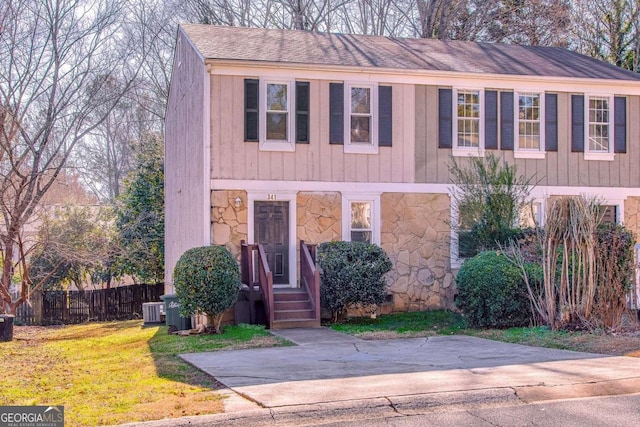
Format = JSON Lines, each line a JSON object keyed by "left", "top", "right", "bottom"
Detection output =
{"left": 330, "top": 310, "right": 640, "bottom": 356}
{"left": 0, "top": 321, "right": 287, "bottom": 427}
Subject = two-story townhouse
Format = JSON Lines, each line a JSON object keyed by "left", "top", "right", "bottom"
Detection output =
{"left": 165, "top": 25, "right": 640, "bottom": 323}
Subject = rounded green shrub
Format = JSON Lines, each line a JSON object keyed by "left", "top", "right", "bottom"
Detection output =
{"left": 173, "top": 245, "right": 241, "bottom": 333}
{"left": 317, "top": 241, "right": 392, "bottom": 322}
{"left": 455, "top": 250, "right": 533, "bottom": 328}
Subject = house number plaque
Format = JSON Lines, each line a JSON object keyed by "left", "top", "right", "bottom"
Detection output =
{"left": 267, "top": 194, "right": 277, "bottom": 200}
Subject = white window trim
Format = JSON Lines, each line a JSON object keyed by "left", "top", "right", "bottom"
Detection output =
{"left": 344, "top": 82, "right": 379, "bottom": 154}
{"left": 452, "top": 88, "right": 484, "bottom": 157}
{"left": 519, "top": 198, "right": 546, "bottom": 228}
{"left": 259, "top": 78, "right": 295, "bottom": 152}
{"left": 341, "top": 192, "right": 381, "bottom": 245}
{"left": 584, "top": 94, "right": 615, "bottom": 162}
{"left": 514, "top": 91, "right": 546, "bottom": 160}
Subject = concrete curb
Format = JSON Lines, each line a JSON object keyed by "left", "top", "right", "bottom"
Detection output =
{"left": 111, "top": 388, "right": 524, "bottom": 427}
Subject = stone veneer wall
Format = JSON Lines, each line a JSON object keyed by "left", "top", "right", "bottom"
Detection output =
{"left": 380, "top": 193, "right": 454, "bottom": 311}
{"left": 625, "top": 197, "right": 640, "bottom": 238}
{"left": 296, "top": 192, "right": 342, "bottom": 244}
{"left": 211, "top": 190, "right": 248, "bottom": 259}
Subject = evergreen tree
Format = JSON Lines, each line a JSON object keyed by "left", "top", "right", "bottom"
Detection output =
{"left": 115, "top": 134, "right": 164, "bottom": 283}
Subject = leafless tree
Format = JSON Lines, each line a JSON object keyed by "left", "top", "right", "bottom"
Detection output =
{"left": 491, "top": 0, "right": 571, "bottom": 46}
{"left": 74, "top": 79, "right": 139, "bottom": 202}
{"left": 571, "top": 0, "right": 640, "bottom": 70}
{"left": 0, "top": 0, "right": 138, "bottom": 314}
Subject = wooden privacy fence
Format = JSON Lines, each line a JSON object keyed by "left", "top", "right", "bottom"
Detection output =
{"left": 13, "top": 283, "right": 164, "bottom": 325}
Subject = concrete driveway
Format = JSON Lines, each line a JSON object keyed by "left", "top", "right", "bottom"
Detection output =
{"left": 180, "top": 328, "right": 640, "bottom": 410}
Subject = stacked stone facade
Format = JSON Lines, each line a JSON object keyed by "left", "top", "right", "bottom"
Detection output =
{"left": 211, "top": 190, "right": 248, "bottom": 258}
{"left": 211, "top": 189, "right": 457, "bottom": 313}
{"left": 296, "top": 192, "right": 342, "bottom": 244}
{"left": 380, "top": 193, "right": 454, "bottom": 311}
{"left": 625, "top": 197, "right": 640, "bottom": 238}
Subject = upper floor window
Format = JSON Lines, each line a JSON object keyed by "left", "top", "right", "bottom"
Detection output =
{"left": 259, "top": 79, "right": 294, "bottom": 151}
{"left": 264, "top": 82, "right": 290, "bottom": 141}
{"left": 344, "top": 83, "right": 378, "bottom": 154}
{"left": 329, "top": 82, "right": 392, "bottom": 153}
{"left": 456, "top": 90, "right": 480, "bottom": 148}
{"left": 515, "top": 92, "right": 545, "bottom": 159}
{"left": 587, "top": 96, "right": 611, "bottom": 154}
{"left": 244, "top": 78, "right": 309, "bottom": 151}
{"left": 572, "top": 93, "right": 624, "bottom": 161}
{"left": 451, "top": 89, "right": 484, "bottom": 156}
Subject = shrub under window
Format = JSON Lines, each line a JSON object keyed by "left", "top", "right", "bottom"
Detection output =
{"left": 317, "top": 241, "right": 392, "bottom": 322}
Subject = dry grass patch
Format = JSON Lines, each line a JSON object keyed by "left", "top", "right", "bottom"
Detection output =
{"left": 0, "top": 321, "right": 286, "bottom": 426}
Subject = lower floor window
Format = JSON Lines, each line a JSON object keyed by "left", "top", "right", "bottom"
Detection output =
{"left": 350, "top": 201, "right": 372, "bottom": 243}
{"left": 342, "top": 193, "right": 381, "bottom": 245}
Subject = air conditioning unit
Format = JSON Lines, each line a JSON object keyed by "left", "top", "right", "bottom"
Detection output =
{"left": 142, "top": 302, "right": 164, "bottom": 326}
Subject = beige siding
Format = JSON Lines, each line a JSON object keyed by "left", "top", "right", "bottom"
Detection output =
{"left": 416, "top": 86, "right": 640, "bottom": 188}
{"left": 210, "top": 77, "right": 414, "bottom": 183}
{"left": 164, "top": 33, "right": 208, "bottom": 288}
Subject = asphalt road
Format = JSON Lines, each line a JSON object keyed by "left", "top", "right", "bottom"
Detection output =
{"left": 328, "top": 393, "right": 640, "bottom": 427}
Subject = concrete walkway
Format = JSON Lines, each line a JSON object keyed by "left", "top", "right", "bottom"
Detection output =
{"left": 181, "top": 328, "right": 640, "bottom": 408}
{"left": 121, "top": 328, "right": 640, "bottom": 426}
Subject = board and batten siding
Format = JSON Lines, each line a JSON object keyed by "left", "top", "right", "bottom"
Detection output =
{"left": 416, "top": 85, "right": 640, "bottom": 187}
{"left": 210, "top": 75, "right": 415, "bottom": 183}
{"left": 165, "top": 32, "right": 209, "bottom": 288}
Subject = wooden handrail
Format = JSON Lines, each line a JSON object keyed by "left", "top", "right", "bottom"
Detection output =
{"left": 240, "top": 241, "right": 274, "bottom": 327}
{"left": 300, "top": 240, "right": 321, "bottom": 323}
{"left": 256, "top": 243, "right": 274, "bottom": 328}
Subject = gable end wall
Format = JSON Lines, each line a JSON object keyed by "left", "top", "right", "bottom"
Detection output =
{"left": 165, "top": 31, "right": 208, "bottom": 290}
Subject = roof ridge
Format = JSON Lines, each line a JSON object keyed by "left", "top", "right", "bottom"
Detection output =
{"left": 179, "top": 24, "right": 640, "bottom": 81}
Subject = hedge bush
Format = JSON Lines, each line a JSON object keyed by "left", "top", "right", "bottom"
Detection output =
{"left": 173, "top": 245, "right": 241, "bottom": 333}
{"left": 594, "top": 223, "right": 635, "bottom": 329}
{"left": 455, "top": 250, "right": 535, "bottom": 328}
{"left": 317, "top": 241, "right": 392, "bottom": 322}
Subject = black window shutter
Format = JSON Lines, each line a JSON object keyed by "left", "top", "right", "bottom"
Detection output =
{"left": 438, "top": 88, "right": 452, "bottom": 149}
{"left": 571, "top": 94, "right": 584, "bottom": 152}
{"left": 545, "top": 93, "right": 558, "bottom": 152}
{"left": 329, "top": 83, "right": 344, "bottom": 144}
{"left": 379, "top": 86, "right": 393, "bottom": 147}
{"left": 614, "top": 96, "right": 627, "bottom": 153}
{"left": 244, "top": 79, "right": 259, "bottom": 142}
{"left": 296, "top": 81, "right": 310, "bottom": 144}
{"left": 485, "top": 90, "right": 498, "bottom": 150}
{"left": 500, "top": 91, "right": 514, "bottom": 150}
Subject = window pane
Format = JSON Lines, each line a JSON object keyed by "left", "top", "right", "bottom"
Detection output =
{"left": 351, "top": 87, "right": 371, "bottom": 114}
{"left": 520, "top": 202, "right": 541, "bottom": 228}
{"left": 518, "top": 93, "right": 541, "bottom": 150}
{"left": 267, "top": 84, "right": 287, "bottom": 111}
{"left": 266, "top": 112, "right": 287, "bottom": 140}
{"left": 457, "top": 118, "right": 479, "bottom": 147}
{"left": 519, "top": 122, "right": 540, "bottom": 149}
{"left": 351, "top": 231, "right": 371, "bottom": 243}
{"left": 588, "top": 96, "right": 610, "bottom": 152}
{"left": 350, "top": 116, "right": 371, "bottom": 143}
{"left": 599, "top": 205, "right": 617, "bottom": 224}
{"left": 351, "top": 202, "right": 371, "bottom": 229}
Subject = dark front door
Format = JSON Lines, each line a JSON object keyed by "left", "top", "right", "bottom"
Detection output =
{"left": 254, "top": 201, "right": 289, "bottom": 285}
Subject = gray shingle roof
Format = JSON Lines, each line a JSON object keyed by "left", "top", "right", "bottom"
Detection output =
{"left": 181, "top": 24, "right": 640, "bottom": 81}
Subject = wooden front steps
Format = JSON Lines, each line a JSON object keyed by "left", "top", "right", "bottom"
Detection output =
{"left": 271, "top": 288, "right": 321, "bottom": 329}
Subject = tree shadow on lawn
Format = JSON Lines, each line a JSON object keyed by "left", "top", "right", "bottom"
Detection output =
{"left": 146, "top": 323, "right": 289, "bottom": 389}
